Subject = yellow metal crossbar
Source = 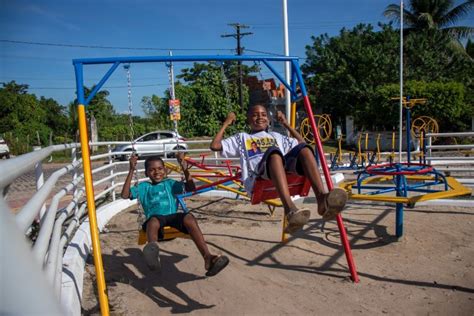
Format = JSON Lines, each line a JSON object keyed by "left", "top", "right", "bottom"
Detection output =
{"left": 340, "top": 175, "right": 471, "bottom": 205}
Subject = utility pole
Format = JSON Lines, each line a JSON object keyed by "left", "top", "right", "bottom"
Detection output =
{"left": 221, "top": 23, "right": 253, "bottom": 110}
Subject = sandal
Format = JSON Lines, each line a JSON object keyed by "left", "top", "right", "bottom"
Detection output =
{"left": 206, "top": 255, "right": 229, "bottom": 277}
{"left": 284, "top": 208, "right": 311, "bottom": 234}
{"left": 321, "top": 188, "right": 348, "bottom": 221}
{"left": 143, "top": 241, "right": 161, "bottom": 271}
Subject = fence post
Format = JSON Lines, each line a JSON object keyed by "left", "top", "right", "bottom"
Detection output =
{"left": 108, "top": 145, "right": 115, "bottom": 201}
{"left": 33, "top": 146, "right": 47, "bottom": 221}
{"left": 72, "top": 146, "right": 79, "bottom": 214}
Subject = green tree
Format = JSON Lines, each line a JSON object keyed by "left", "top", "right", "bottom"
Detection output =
{"left": 39, "top": 97, "right": 69, "bottom": 137}
{"left": 302, "top": 24, "right": 473, "bottom": 131}
{"left": 384, "top": 0, "right": 474, "bottom": 41}
{"left": 0, "top": 81, "right": 70, "bottom": 152}
{"left": 302, "top": 24, "right": 400, "bottom": 124}
{"left": 142, "top": 63, "right": 248, "bottom": 137}
{"left": 371, "top": 81, "right": 470, "bottom": 131}
{"left": 71, "top": 86, "right": 116, "bottom": 140}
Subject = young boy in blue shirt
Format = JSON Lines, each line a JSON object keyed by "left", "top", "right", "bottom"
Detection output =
{"left": 121, "top": 152, "right": 229, "bottom": 276}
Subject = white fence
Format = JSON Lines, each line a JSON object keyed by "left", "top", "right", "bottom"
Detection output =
{"left": 0, "top": 140, "right": 234, "bottom": 315}
{"left": 425, "top": 132, "right": 474, "bottom": 188}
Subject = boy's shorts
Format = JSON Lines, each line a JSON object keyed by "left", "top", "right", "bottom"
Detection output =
{"left": 256, "top": 143, "right": 314, "bottom": 180}
{"left": 142, "top": 213, "right": 191, "bottom": 240}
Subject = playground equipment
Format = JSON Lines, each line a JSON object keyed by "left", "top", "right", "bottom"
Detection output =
{"left": 71, "top": 54, "right": 360, "bottom": 313}
{"left": 341, "top": 162, "right": 470, "bottom": 237}
{"left": 330, "top": 132, "right": 384, "bottom": 171}
{"left": 340, "top": 97, "right": 471, "bottom": 238}
{"left": 300, "top": 114, "right": 332, "bottom": 144}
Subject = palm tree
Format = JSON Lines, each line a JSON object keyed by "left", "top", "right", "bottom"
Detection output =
{"left": 384, "top": 0, "right": 474, "bottom": 41}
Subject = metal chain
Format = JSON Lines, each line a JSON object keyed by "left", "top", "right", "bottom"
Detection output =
{"left": 255, "top": 61, "right": 276, "bottom": 130}
{"left": 124, "top": 64, "right": 136, "bottom": 152}
{"left": 123, "top": 64, "right": 145, "bottom": 228}
{"left": 220, "top": 63, "right": 232, "bottom": 111}
{"left": 255, "top": 61, "right": 273, "bottom": 101}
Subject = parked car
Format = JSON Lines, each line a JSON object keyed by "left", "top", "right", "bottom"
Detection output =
{"left": 0, "top": 137, "right": 10, "bottom": 159}
{"left": 112, "top": 130, "right": 188, "bottom": 161}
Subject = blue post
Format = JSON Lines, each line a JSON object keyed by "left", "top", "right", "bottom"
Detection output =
{"left": 395, "top": 172, "right": 404, "bottom": 238}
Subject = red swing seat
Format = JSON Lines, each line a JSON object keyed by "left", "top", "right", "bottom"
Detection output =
{"left": 250, "top": 173, "right": 311, "bottom": 204}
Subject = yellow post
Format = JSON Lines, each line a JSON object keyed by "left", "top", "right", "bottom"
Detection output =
{"left": 77, "top": 104, "right": 110, "bottom": 316}
{"left": 391, "top": 131, "right": 396, "bottom": 162}
{"left": 290, "top": 102, "right": 296, "bottom": 128}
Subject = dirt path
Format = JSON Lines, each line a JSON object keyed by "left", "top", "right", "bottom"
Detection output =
{"left": 81, "top": 196, "right": 474, "bottom": 315}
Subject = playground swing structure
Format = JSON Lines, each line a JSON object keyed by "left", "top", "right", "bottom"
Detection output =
{"left": 73, "top": 55, "right": 360, "bottom": 314}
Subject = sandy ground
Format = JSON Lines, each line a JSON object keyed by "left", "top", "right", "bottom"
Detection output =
{"left": 80, "top": 194, "right": 474, "bottom": 315}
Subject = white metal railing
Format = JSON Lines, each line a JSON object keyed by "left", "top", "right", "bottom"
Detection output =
{"left": 0, "top": 139, "right": 234, "bottom": 315}
{"left": 425, "top": 132, "right": 474, "bottom": 181}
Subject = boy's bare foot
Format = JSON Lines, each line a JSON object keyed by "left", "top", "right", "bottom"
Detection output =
{"left": 318, "top": 188, "right": 348, "bottom": 221}
{"left": 143, "top": 241, "right": 161, "bottom": 271}
{"left": 284, "top": 208, "right": 311, "bottom": 234}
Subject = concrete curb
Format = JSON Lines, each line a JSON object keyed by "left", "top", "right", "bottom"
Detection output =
{"left": 60, "top": 199, "right": 136, "bottom": 316}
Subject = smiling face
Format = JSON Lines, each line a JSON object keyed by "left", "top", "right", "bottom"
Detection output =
{"left": 145, "top": 159, "right": 166, "bottom": 183}
{"left": 247, "top": 104, "right": 269, "bottom": 133}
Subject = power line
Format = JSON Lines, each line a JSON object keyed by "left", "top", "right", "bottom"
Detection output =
{"left": 221, "top": 23, "right": 253, "bottom": 110}
{"left": 0, "top": 39, "right": 233, "bottom": 51}
{"left": 27, "top": 83, "right": 170, "bottom": 90}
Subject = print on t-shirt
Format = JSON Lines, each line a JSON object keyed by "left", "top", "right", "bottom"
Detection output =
{"left": 245, "top": 137, "right": 276, "bottom": 158}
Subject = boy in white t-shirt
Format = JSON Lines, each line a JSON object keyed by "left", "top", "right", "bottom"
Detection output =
{"left": 210, "top": 104, "right": 347, "bottom": 233}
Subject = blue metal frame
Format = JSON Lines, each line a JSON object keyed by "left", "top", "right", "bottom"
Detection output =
{"left": 352, "top": 163, "right": 449, "bottom": 238}
{"left": 73, "top": 55, "right": 304, "bottom": 106}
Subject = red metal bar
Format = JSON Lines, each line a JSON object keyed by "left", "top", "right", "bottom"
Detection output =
{"left": 302, "top": 95, "right": 359, "bottom": 283}
{"left": 193, "top": 175, "right": 241, "bottom": 192}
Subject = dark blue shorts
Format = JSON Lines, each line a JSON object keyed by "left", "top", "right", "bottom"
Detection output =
{"left": 142, "top": 212, "right": 191, "bottom": 239}
{"left": 256, "top": 143, "right": 314, "bottom": 180}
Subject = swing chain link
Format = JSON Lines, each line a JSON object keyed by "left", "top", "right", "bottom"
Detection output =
{"left": 219, "top": 63, "right": 232, "bottom": 111}
{"left": 124, "top": 64, "right": 146, "bottom": 228}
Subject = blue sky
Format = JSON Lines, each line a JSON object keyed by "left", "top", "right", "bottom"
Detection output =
{"left": 1, "top": 0, "right": 472, "bottom": 116}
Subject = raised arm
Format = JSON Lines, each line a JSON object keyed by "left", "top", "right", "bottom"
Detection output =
{"left": 121, "top": 154, "right": 138, "bottom": 199}
{"left": 210, "top": 112, "right": 236, "bottom": 151}
{"left": 277, "top": 111, "right": 305, "bottom": 143}
{"left": 176, "top": 152, "right": 196, "bottom": 192}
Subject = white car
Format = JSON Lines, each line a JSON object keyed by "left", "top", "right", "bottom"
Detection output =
{"left": 0, "top": 137, "right": 10, "bottom": 159}
{"left": 112, "top": 130, "right": 188, "bottom": 160}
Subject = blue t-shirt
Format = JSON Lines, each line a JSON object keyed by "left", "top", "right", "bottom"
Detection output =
{"left": 130, "top": 178, "right": 184, "bottom": 218}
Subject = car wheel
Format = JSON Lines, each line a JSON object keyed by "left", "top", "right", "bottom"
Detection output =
{"left": 120, "top": 149, "right": 133, "bottom": 161}
{"left": 169, "top": 146, "right": 186, "bottom": 158}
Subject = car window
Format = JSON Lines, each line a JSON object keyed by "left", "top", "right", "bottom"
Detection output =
{"left": 159, "top": 133, "right": 173, "bottom": 139}
{"left": 141, "top": 133, "right": 158, "bottom": 142}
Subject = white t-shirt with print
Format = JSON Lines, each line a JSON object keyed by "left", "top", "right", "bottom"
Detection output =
{"left": 220, "top": 130, "right": 298, "bottom": 195}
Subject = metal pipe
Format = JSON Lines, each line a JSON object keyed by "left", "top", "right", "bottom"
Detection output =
{"left": 282, "top": 0, "right": 291, "bottom": 121}
{"left": 77, "top": 104, "right": 110, "bottom": 315}
{"left": 17, "top": 160, "right": 81, "bottom": 233}
{"left": 399, "top": 0, "right": 404, "bottom": 162}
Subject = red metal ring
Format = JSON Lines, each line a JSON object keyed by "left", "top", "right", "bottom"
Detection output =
{"left": 365, "top": 162, "right": 433, "bottom": 176}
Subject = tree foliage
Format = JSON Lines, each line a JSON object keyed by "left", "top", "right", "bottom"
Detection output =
{"left": 141, "top": 62, "right": 248, "bottom": 137}
{"left": 0, "top": 81, "right": 69, "bottom": 153}
{"left": 370, "top": 81, "right": 470, "bottom": 131}
{"left": 302, "top": 23, "right": 473, "bottom": 132}
{"left": 384, "top": 0, "right": 474, "bottom": 41}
